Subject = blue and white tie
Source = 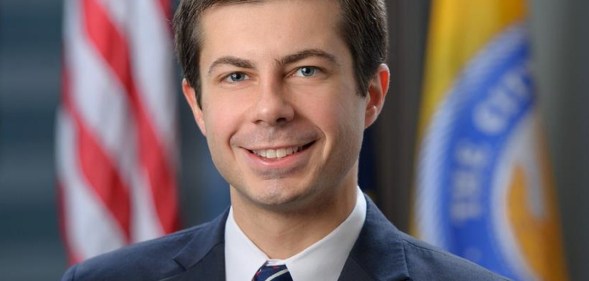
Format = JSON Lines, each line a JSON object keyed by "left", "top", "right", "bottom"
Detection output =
{"left": 253, "top": 263, "right": 293, "bottom": 281}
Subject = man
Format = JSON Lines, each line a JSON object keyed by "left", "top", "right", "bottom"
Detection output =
{"left": 62, "top": 0, "right": 508, "bottom": 280}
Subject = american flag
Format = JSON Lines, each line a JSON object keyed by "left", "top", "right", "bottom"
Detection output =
{"left": 57, "top": 0, "right": 179, "bottom": 264}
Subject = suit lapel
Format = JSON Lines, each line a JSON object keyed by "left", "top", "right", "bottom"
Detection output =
{"left": 155, "top": 196, "right": 410, "bottom": 281}
{"left": 339, "top": 196, "right": 411, "bottom": 281}
{"left": 159, "top": 210, "right": 229, "bottom": 281}
{"left": 338, "top": 258, "right": 379, "bottom": 281}
{"left": 159, "top": 244, "right": 225, "bottom": 281}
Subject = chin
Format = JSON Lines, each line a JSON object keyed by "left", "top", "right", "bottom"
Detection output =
{"left": 239, "top": 181, "right": 319, "bottom": 211}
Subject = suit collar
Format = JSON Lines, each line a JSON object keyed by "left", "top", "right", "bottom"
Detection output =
{"left": 160, "top": 196, "right": 411, "bottom": 281}
{"left": 161, "top": 210, "right": 229, "bottom": 281}
{"left": 339, "top": 196, "right": 410, "bottom": 281}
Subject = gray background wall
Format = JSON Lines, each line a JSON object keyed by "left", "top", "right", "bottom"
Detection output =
{"left": 1, "top": 0, "right": 587, "bottom": 280}
{"left": 531, "top": 0, "right": 589, "bottom": 280}
{"left": 1, "top": 1, "right": 65, "bottom": 279}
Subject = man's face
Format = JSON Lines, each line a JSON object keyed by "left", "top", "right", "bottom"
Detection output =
{"left": 184, "top": 0, "right": 387, "bottom": 211}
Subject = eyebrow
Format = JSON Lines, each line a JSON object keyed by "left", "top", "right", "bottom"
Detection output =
{"left": 208, "top": 57, "right": 255, "bottom": 75}
{"left": 207, "top": 49, "right": 338, "bottom": 75}
{"left": 278, "top": 49, "right": 338, "bottom": 66}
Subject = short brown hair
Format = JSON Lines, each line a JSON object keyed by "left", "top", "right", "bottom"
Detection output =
{"left": 173, "top": 0, "right": 388, "bottom": 106}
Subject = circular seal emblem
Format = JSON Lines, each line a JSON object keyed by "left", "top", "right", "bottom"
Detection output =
{"left": 414, "top": 24, "right": 559, "bottom": 280}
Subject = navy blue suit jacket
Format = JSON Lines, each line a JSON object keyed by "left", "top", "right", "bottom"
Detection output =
{"left": 62, "top": 196, "right": 508, "bottom": 280}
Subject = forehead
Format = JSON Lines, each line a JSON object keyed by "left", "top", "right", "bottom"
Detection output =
{"left": 197, "top": 0, "right": 348, "bottom": 65}
{"left": 204, "top": 0, "right": 341, "bottom": 18}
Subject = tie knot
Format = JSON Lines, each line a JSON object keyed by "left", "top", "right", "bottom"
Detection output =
{"left": 253, "top": 263, "right": 293, "bottom": 281}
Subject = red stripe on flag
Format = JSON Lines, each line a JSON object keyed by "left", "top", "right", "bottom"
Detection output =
{"left": 158, "top": 0, "right": 172, "bottom": 23}
{"left": 83, "top": 0, "right": 179, "bottom": 233}
{"left": 62, "top": 66, "right": 132, "bottom": 243}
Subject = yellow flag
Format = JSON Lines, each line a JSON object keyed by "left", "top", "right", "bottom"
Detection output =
{"left": 412, "top": 1, "right": 568, "bottom": 280}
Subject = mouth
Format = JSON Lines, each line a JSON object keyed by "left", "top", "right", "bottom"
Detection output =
{"left": 248, "top": 142, "right": 315, "bottom": 160}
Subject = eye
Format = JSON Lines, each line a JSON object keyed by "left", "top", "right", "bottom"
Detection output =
{"left": 223, "top": 72, "right": 249, "bottom": 82}
{"left": 294, "top": 66, "right": 318, "bottom": 77}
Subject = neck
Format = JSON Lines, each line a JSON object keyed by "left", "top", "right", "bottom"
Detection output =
{"left": 231, "top": 183, "right": 358, "bottom": 259}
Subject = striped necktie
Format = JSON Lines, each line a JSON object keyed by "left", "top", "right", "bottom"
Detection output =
{"left": 253, "top": 263, "right": 293, "bottom": 281}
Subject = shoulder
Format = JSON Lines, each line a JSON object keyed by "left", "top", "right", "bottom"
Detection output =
{"left": 397, "top": 232, "right": 510, "bottom": 280}
{"left": 61, "top": 216, "right": 225, "bottom": 281}
{"left": 356, "top": 197, "right": 510, "bottom": 281}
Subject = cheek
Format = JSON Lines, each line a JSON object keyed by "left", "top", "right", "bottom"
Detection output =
{"left": 202, "top": 104, "right": 239, "bottom": 179}
{"left": 307, "top": 93, "right": 365, "bottom": 143}
{"left": 201, "top": 92, "right": 246, "bottom": 136}
{"left": 201, "top": 103, "right": 235, "bottom": 157}
{"left": 332, "top": 97, "right": 367, "bottom": 155}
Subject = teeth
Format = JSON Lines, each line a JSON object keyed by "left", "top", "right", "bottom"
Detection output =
{"left": 254, "top": 146, "right": 302, "bottom": 159}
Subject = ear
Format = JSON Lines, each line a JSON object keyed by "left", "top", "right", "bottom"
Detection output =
{"left": 182, "top": 79, "right": 207, "bottom": 136}
{"left": 364, "top": 64, "right": 390, "bottom": 128}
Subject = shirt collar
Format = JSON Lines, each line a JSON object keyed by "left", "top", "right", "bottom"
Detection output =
{"left": 225, "top": 187, "right": 367, "bottom": 281}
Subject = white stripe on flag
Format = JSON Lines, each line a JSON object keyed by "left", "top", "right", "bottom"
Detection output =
{"left": 58, "top": 0, "right": 179, "bottom": 263}
{"left": 56, "top": 109, "right": 126, "bottom": 260}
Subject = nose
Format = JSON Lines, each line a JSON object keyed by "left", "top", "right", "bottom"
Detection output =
{"left": 253, "top": 79, "right": 295, "bottom": 126}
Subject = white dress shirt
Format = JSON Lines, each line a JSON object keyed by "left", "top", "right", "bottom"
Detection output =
{"left": 225, "top": 187, "right": 367, "bottom": 281}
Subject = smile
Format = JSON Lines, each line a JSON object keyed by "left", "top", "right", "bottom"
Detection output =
{"left": 249, "top": 142, "right": 314, "bottom": 160}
